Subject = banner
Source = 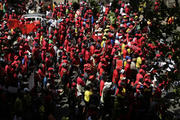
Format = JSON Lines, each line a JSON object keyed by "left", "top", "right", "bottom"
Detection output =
{"left": 7, "top": 19, "right": 19, "bottom": 29}
{"left": 19, "top": 22, "right": 36, "bottom": 34}
{"left": 26, "top": 23, "right": 36, "bottom": 34}
{"left": 7, "top": 19, "right": 37, "bottom": 34}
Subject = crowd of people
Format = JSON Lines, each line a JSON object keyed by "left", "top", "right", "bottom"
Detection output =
{"left": 0, "top": 0, "right": 179, "bottom": 120}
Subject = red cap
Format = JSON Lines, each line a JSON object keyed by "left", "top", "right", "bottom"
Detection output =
{"left": 156, "top": 54, "right": 160, "bottom": 58}
{"left": 89, "top": 75, "right": 95, "bottom": 80}
{"left": 101, "top": 58, "right": 106, "bottom": 62}
{"left": 48, "top": 5, "right": 51, "bottom": 10}
{"left": 129, "top": 25, "right": 133, "bottom": 29}
{"left": 4, "top": 46, "right": 8, "bottom": 49}
{"left": 105, "top": 55, "right": 109, "bottom": 59}
{"left": 60, "top": 46, "right": 63, "bottom": 49}
{"left": 49, "top": 34, "right": 52, "bottom": 39}
{"left": 48, "top": 67, "right": 54, "bottom": 71}
{"left": 139, "top": 69, "right": 144, "bottom": 74}
{"left": 62, "top": 56, "right": 67, "bottom": 59}
{"left": 34, "top": 37, "right": 38, "bottom": 40}
{"left": 24, "top": 51, "right": 28, "bottom": 54}
{"left": 54, "top": 29, "right": 58, "bottom": 34}
{"left": 72, "top": 82, "right": 76, "bottom": 87}
{"left": 19, "top": 46, "right": 23, "bottom": 49}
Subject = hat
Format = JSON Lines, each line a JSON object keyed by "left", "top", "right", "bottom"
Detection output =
{"left": 62, "top": 56, "right": 67, "bottom": 59}
{"left": 72, "top": 82, "right": 76, "bottom": 87}
{"left": 49, "top": 34, "right": 52, "bottom": 39}
{"left": 89, "top": 75, "right": 95, "bottom": 80}
{"left": 101, "top": 58, "right": 106, "bottom": 62}
{"left": 48, "top": 5, "right": 51, "bottom": 9}
{"left": 129, "top": 25, "right": 133, "bottom": 29}
{"left": 139, "top": 69, "right": 144, "bottom": 74}
{"left": 48, "top": 67, "right": 54, "bottom": 71}
{"left": 156, "top": 54, "right": 160, "bottom": 58}
{"left": 106, "top": 25, "right": 110, "bottom": 28}
{"left": 104, "top": 28, "right": 109, "bottom": 32}
{"left": 24, "top": 51, "right": 28, "bottom": 54}
{"left": 105, "top": 55, "right": 109, "bottom": 59}
{"left": 59, "top": 46, "right": 63, "bottom": 49}
{"left": 144, "top": 73, "right": 150, "bottom": 78}
{"left": 19, "top": 46, "right": 23, "bottom": 49}
{"left": 102, "top": 36, "right": 107, "bottom": 40}
{"left": 25, "top": 39, "right": 29, "bottom": 42}
{"left": 3, "top": 46, "right": 8, "bottom": 50}
{"left": 34, "top": 37, "right": 38, "bottom": 40}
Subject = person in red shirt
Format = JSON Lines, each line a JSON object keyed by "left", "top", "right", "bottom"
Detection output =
{"left": 19, "top": 45, "right": 24, "bottom": 58}
{"left": 100, "top": 79, "right": 105, "bottom": 96}
{"left": 37, "top": 66, "right": 45, "bottom": 82}
{"left": 48, "top": 67, "right": 55, "bottom": 85}
{"left": 48, "top": 44, "right": 55, "bottom": 57}
{"left": 76, "top": 75, "right": 85, "bottom": 95}
{"left": 90, "top": 43, "right": 95, "bottom": 56}
{"left": 45, "top": 54, "right": 52, "bottom": 68}
{"left": 116, "top": 57, "right": 123, "bottom": 70}
{"left": 112, "top": 68, "right": 119, "bottom": 84}
{"left": 85, "top": 48, "right": 90, "bottom": 63}
{"left": 125, "top": 59, "right": 132, "bottom": 79}
{"left": 135, "top": 69, "right": 144, "bottom": 85}
{"left": 59, "top": 63, "right": 69, "bottom": 89}
{"left": 41, "top": 47, "right": 46, "bottom": 62}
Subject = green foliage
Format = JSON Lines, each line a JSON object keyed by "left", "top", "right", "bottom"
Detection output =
{"left": 107, "top": 11, "right": 116, "bottom": 25}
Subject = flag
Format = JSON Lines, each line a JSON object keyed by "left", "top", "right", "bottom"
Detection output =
{"left": 19, "top": 24, "right": 26, "bottom": 34}
{"left": 7, "top": 19, "right": 19, "bottom": 29}
{"left": 26, "top": 23, "right": 36, "bottom": 34}
{"left": 19, "top": 22, "right": 36, "bottom": 34}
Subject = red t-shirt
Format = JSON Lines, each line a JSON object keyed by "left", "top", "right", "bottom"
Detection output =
{"left": 77, "top": 77, "right": 85, "bottom": 86}
{"left": 60, "top": 67, "right": 67, "bottom": 78}
{"left": 85, "top": 50, "right": 90, "bottom": 62}
{"left": 112, "top": 69, "right": 119, "bottom": 83}
{"left": 100, "top": 80, "right": 104, "bottom": 96}
{"left": 90, "top": 45, "right": 95, "bottom": 55}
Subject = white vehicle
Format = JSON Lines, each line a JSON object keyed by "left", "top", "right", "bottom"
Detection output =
{"left": 21, "top": 13, "right": 46, "bottom": 22}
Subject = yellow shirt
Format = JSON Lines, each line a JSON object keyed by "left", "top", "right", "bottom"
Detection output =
{"left": 121, "top": 43, "right": 125, "bottom": 54}
{"left": 84, "top": 90, "right": 93, "bottom": 102}
{"left": 127, "top": 48, "right": 131, "bottom": 54}
{"left": 40, "top": 35, "right": 43, "bottom": 45}
{"left": 126, "top": 28, "right": 131, "bottom": 33}
{"left": 124, "top": 60, "right": 127, "bottom": 67}
{"left": 101, "top": 40, "right": 105, "bottom": 48}
{"left": 136, "top": 57, "right": 142, "bottom": 68}
{"left": 143, "top": 2, "right": 147, "bottom": 8}
{"left": 122, "top": 88, "right": 126, "bottom": 94}
{"left": 53, "top": 4, "right": 55, "bottom": 11}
